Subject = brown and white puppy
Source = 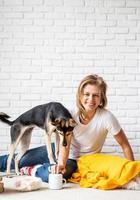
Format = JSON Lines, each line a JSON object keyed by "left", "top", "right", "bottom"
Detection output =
{"left": 0, "top": 102, "right": 77, "bottom": 175}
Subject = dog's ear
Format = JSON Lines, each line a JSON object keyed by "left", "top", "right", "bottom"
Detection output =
{"left": 69, "top": 119, "right": 77, "bottom": 127}
{"left": 51, "top": 118, "right": 61, "bottom": 126}
{"left": 51, "top": 118, "right": 65, "bottom": 127}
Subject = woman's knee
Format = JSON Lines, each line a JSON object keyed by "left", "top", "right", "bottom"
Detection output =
{"left": 63, "top": 159, "right": 77, "bottom": 180}
{"left": 35, "top": 163, "right": 50, "bottom": 182}
{"left": 19, "top": 144, "right": 55, "bottom": 168}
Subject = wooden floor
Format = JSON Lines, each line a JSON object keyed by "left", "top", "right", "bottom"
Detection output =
{"left": 1, "top": 176, "right": 140, "bottom": 200}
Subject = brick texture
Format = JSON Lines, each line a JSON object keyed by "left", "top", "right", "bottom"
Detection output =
{"left": 0, "top": 0, "right": 140, "bottom": 159}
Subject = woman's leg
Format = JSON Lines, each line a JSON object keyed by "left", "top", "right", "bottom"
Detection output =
{"left": 19, "top": 143, "right": 55, "bottom": 168}
{"left": 0, "top": 154, "right": 16, "bottom": 172}
{"left": 35, "top": 163, "right": 50, "bottom": 182}
{"left": 63, "top": 159, "right": 77, "bottom": 179}
{"left": 34, "top": 159, "right": 77, "bottom": 182}
{"left": 0, "top": 144, "right": 55, "bottom": 171}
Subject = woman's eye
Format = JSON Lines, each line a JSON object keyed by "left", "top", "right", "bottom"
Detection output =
{"left": 84, "top": 93, "right": 89, "bottom": 96}
{"left": 83, "top": 93, "right": 100, "bottom": 98}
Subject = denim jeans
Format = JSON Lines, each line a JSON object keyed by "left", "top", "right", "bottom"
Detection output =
{"left": 0, "top": 144, "right": 77, "bottom": 182}
{"left": 0, "top": 145, "right": 53, "bottom": 171}
{"left": 35, "top": 158, "right": 77, "bottom": 182}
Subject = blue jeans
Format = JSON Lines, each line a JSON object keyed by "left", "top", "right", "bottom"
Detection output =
{"left": 35, "top": 159, "right": 77, "bottom": 182}
{"left": 0, "top": 144, "right": 77, "bottom": 182}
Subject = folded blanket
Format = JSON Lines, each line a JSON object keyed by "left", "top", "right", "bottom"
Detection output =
{"left": 69, "top": 154, "right": 140, "bottom": 190}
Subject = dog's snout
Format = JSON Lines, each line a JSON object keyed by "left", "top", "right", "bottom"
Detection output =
{"left": 62, "top": 138, "right": 67, "bottom": 147}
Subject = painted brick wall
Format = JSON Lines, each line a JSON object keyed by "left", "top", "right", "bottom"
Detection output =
{"left": 0, "top": 0, "right": 140, "bottom": 159}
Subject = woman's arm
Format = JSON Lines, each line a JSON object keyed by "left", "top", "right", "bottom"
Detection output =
{"left": 114, "top": 129, "right": 134, "bottom": 161}
{"left": 51, "top": 134, "right": 72, "bottom": 174}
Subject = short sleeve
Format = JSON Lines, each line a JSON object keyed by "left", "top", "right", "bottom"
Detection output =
{"left": 105, "top": 111, "right": 121, "bottom": 136}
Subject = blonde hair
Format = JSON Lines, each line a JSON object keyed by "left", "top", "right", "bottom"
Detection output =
{"left": 76, "top": 74, "right": 107, "bottom": 119}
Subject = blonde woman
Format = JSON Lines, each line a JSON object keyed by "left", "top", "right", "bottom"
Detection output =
{"left": 69, "top": 74, "right": 134, "bottom": 162}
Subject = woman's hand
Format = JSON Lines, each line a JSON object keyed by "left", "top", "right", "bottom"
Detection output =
{"left": 50, "top": 164, "right": 66, "bottom": 174}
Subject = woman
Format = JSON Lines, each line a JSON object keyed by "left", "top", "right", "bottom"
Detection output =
{"left": 0, "top": 74, "right": 134, "bottom": 182}
{"left": 68, "top": 74, "right": 134, "bottom": 161}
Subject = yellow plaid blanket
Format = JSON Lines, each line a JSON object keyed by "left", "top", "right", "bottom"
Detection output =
{"left": 69, "top": 154, "right": 140, "bottom": 190}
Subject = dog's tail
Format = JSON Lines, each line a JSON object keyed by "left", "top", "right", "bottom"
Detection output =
{"left": 0, "top": 112, "right": 13, "bottom": 126}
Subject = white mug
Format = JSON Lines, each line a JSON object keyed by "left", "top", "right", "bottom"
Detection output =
{"left": 48, "top": 173, "right": 66, "bottom": 190}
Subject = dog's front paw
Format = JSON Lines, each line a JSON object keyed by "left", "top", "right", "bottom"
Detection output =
{"left": 15, "top": 171, "right": 21, "bottom": 176}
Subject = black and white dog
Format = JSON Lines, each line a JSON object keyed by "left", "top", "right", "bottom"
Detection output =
{"left": 0, "top": 102, "right": 77, "bottom": 175}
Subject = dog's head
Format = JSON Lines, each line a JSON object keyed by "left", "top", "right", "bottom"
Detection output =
{"left": 51, "top": 118, "right": 77, "bottom": 147}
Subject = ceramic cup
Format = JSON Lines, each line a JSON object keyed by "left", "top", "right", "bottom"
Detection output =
{"left": 48, "top": 173, "right": 66, "bottom": 190}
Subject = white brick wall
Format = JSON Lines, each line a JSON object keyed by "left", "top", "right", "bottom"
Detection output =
{"left": 0, "top": 0, "right": 140, "bottom": 159}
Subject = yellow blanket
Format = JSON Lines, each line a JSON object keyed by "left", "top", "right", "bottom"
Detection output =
{"left": 69, "top": 154, "right": 140, "bottom": 190}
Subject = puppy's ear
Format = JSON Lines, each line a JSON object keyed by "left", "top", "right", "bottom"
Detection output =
{"left": 54, "top": 118, "right": 61, "bottom": 125}
{"left": 51, "top": 118, "right": 62, "bottom": 126}
{"left": 69, "top": 119, "right": 77, "bottom": 127}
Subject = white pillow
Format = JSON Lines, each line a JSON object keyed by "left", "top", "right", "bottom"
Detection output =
{"left": 14, "top": 176, "right": 42, "bottom": 192}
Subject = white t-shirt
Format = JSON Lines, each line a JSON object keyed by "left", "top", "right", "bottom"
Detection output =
{"left": 69, "top": 108, "right": 121, "bottom": 160}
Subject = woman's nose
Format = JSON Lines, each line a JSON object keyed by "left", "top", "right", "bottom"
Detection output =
{"left": 89, "top": 95, "right": 94, "bottom": 101}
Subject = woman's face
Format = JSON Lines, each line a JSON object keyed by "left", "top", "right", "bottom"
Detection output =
{"left": 81, "top": 84, "right": 101, "bottom": 113}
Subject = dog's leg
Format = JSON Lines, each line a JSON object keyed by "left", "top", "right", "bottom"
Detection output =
{"left": 7, "top": 124, "right": 22, "bottom": 175}
{"left": 55, "top": 133, "right": 60, "bottom": 161}
{"left": 7, "top": 143, "right": 17, "bottom": 175}
{"left": 44, "top": 132, "right": 56, "bottom": 165}
{"left": 15, "top": 128, "right": 33, "bottom": 174}
{"left": 7, "top": 125, "right": 32, "bottom": 175}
